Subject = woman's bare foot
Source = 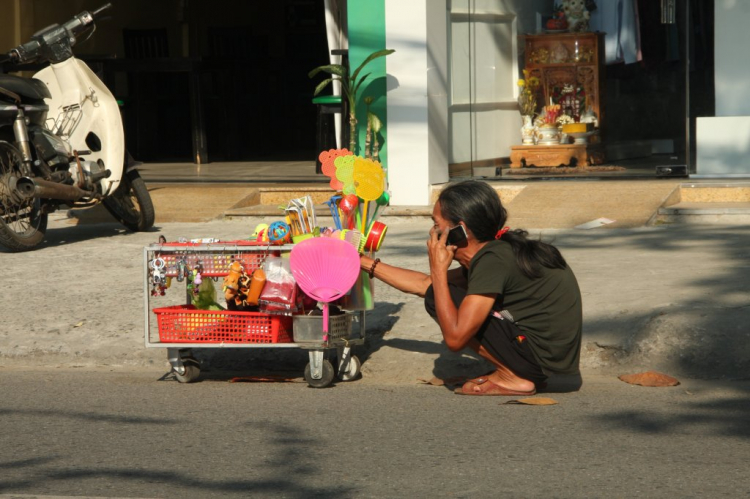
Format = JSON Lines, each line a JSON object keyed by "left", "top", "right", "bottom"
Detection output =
{"left": 485, "top": 370, "right": 536, "bottom": 393}
{"left": 456, "top": 373, "right": 536, "bottom": 396}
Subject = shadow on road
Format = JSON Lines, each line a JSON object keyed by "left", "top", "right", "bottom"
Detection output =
{"left": 0, "top": 221, "right": 163, "bottom": 254}
{"left": 0, "top": 407, "right": 177, "bottom": 425}
{"left": 587, "top": 382, "right": 750, "bottom": 439}
{"left": 0, "top": 414, "right": 354, "bottom": 497}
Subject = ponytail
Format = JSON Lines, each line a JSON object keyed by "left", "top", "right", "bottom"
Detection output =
{"left": 438, "top": 180, "right": 567, "bottom": 279}
{"left": 496, "top": 229, "right": 567, "bottom": 279}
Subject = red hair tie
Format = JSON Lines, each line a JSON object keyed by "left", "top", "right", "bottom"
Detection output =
{"left": 495, "top": 227, "right": 510, "bottom": 240}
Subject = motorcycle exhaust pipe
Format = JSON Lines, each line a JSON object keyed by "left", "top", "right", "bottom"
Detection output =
{"left": 16, "top": 176, "right": 96, "bottom": 202}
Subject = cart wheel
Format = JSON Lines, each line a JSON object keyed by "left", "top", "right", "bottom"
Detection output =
{"left": 304, "top": 360, "right": 335, "bottom": 388}
{"left": 337, "top": 355, "right": 361, "bottom": 381}
{"left": 174, "top": 363, "right": 200, "bottom": 383}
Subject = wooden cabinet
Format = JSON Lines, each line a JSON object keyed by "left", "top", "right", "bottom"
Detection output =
{"left": 511, "top": 32, "right": 606, "bottom": 168}
{"left": 524, "top": 32, "right": 605, "bottom": 131}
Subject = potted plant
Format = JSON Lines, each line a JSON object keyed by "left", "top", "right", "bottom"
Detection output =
{"left": 309, "top": 49, "right": 395, "bottom": 154}
{"left": 517, "top": 70, "right": 540, "bottom": 145}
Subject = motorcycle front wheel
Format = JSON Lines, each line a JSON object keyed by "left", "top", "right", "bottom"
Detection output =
{"left": 0, "top": 141, "right": 47, "bottom": 252}
{"left": 103, "top": 170, "right": 155, "bottom": 231}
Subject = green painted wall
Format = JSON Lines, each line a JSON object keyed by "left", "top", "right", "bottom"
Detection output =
{"left": 347, "top": 0, "right": 388, "bottom": 168}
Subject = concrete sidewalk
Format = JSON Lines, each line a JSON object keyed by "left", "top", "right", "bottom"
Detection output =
{"left": 136, "top": 161, "right": 750, "bottom": 227}
{"left": 59, "top": 160, "right": 750, "bottom": 228}
{"left": 66, "top": 160, "right": 688, "bottom": 228}
{"left": 2, "top": 216, "right": 748, "bottom": 384}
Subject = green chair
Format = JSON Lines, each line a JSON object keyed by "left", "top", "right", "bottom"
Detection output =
{"left": 313, "top": 94, "right": 347, "bottom": 173}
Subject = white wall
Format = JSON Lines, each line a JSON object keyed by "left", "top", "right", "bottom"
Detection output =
{"left": 715, "top": 0, "right": 750, "bottom": 116}
{"left": 697, "top": 117, "right": 750, "bottom": 175}
{"left": 696, "top": 0, "right": 750, "bottom": 175}
{"left": 427, "top": 1, "right": 451, "bottom": 188}
{"left": 385, "top": 0, "right": 433, "bottom": 205}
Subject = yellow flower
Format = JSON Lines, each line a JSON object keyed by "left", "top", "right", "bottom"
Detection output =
{"left": 517, "top": 79, "right": 525, "bottom": 87}
{"left": 528, "top": 76, "right": 540, "bottom": 88}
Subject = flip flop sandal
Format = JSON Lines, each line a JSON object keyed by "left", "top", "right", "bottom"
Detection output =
{"left": 454, "top": 376, "right": 537, "bottom": 396}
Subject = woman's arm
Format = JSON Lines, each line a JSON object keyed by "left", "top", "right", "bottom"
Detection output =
{"left": 360, "top": 255, "right": 432, "bottom": 297}
{"left": 426, "top": 227, "right": 495, "bottom": 351}
{"left": 437, "top": 292, "right": 496, "bottom": 351}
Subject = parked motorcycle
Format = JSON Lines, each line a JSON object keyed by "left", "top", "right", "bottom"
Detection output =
{"left": 0, "top": 3, "right": 154, "bottom": 251}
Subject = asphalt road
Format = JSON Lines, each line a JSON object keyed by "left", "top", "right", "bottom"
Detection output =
{"left": 3, "top": 215, "right": 750, "bottom": 498}
{"left": 1, "top": 368, "right": 749, "bottom": 498}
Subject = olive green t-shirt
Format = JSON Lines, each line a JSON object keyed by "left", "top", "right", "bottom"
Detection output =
{"left": 467, "top": 240, "right": 582, "bottom": 375}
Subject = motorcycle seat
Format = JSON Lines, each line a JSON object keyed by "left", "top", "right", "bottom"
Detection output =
{"left": 0, "top": 74, "right": 51, "bottom": 101}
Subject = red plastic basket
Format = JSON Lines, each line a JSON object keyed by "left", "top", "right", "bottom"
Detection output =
{"left": 154, "top": 305, "right": 293, "bottom": 344}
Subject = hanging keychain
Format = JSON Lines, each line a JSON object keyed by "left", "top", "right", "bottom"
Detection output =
{"left": 176, "top": 256, "right": 188, "bottom": 282}
{"left": 192, "top": 261, "right": 203, "bottom": 296}
{"left": 194, "top": 261, "right": 203, "bottom": 285}
{"left": 150, "top": 257, "right": 166, "bottom": 296}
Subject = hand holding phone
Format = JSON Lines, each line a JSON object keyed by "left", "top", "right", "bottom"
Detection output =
{"left": 446, "top": 224, "right": 468, "bottom": 246}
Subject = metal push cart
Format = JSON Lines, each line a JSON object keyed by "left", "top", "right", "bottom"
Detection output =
{"left": 143, "top": 241, "right": 367, "bottom": 387}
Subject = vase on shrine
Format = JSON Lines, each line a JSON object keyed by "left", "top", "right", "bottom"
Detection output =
{"left": 521, "top": 115, "right": 536, "bottom": 145}
{"left": 537, "top": 124, "right": 561, "bottom": 145}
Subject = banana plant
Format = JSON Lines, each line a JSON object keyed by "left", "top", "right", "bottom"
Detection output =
{"left": 364, "top": 96, "right": 383, "bottom": 161}
{"left": 309, "top": 48, "right": 395, "bottom": 154}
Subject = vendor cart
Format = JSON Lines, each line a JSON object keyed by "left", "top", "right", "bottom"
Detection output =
{"left": 143, "top": 241, "right": 367, "bottom": 388}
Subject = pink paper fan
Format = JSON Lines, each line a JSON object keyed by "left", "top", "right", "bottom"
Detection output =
{"left": 290, "top": 238, "right": 360, "bottom": 333}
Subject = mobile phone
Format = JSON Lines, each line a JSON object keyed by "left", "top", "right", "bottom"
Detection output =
{"left": 446, "top": 224, "right": 468, "bottom": 246}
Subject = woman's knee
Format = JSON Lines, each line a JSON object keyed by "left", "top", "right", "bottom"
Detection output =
{"left": 424, "top": 283, "right": 466, "bottom": 319}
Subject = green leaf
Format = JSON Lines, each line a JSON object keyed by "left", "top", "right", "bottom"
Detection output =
{"left": 368, "top": 111, "right": 382, "bottom": 133}
{"left": 353, "top": 72, "right": 372, "bottom": 95}
{"left": 308, "top": 64, "right": 347, "bottom": 79}
{"left": 313, "top": 78, "right": 333, "bottom": 96}
{"left": 351, "top": 49, "right": 395, "bottom": 84}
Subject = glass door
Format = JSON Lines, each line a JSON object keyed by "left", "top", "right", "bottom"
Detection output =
{"left": 448, "top": 0, "right": 522, "bottom": 178}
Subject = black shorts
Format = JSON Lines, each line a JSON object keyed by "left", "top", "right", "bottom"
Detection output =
{"left": 424, "top": 283, "right": 547, "bottom": 386}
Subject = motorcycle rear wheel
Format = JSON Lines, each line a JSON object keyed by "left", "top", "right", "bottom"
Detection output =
{"left": 0, "top": 141, "right": 47, "bottom": 252}
{"left": 103, "top": 170, "right": 155, "bottom": 231}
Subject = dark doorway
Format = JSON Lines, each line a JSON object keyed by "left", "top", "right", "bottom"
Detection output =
{"left": 115, "top": 0, "right": 329, "bottom": 163}
{"left": 599, "top": 0, "right": 713, "bottom": 175}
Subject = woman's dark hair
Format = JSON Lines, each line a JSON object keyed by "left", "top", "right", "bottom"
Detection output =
{"left": 438, "top": 180, "right": 567, "bottom": 279}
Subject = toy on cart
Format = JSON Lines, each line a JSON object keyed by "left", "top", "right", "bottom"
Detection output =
{"left": 143, "top": 240, "right": 367, "bottom": 387}
{"left": 144, "top": 151, "right": 390, "bottom": 387}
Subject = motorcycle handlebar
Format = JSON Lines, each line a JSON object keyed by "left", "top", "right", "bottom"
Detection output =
{"left": 6, "top": 4, "right": 111, "bottom": 64}
{"left": 64, "top": 4, "right": 112, "bottom": 38}
{"left": 8, "top": 40, "right": 38, "bottom": 64}
{"left": 90, "top": 3, "right": 113, "bottom": 20}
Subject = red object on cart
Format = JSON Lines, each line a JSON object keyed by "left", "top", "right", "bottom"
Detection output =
{"left": 154, "top": 305, "right": 293, "bottom": 343}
